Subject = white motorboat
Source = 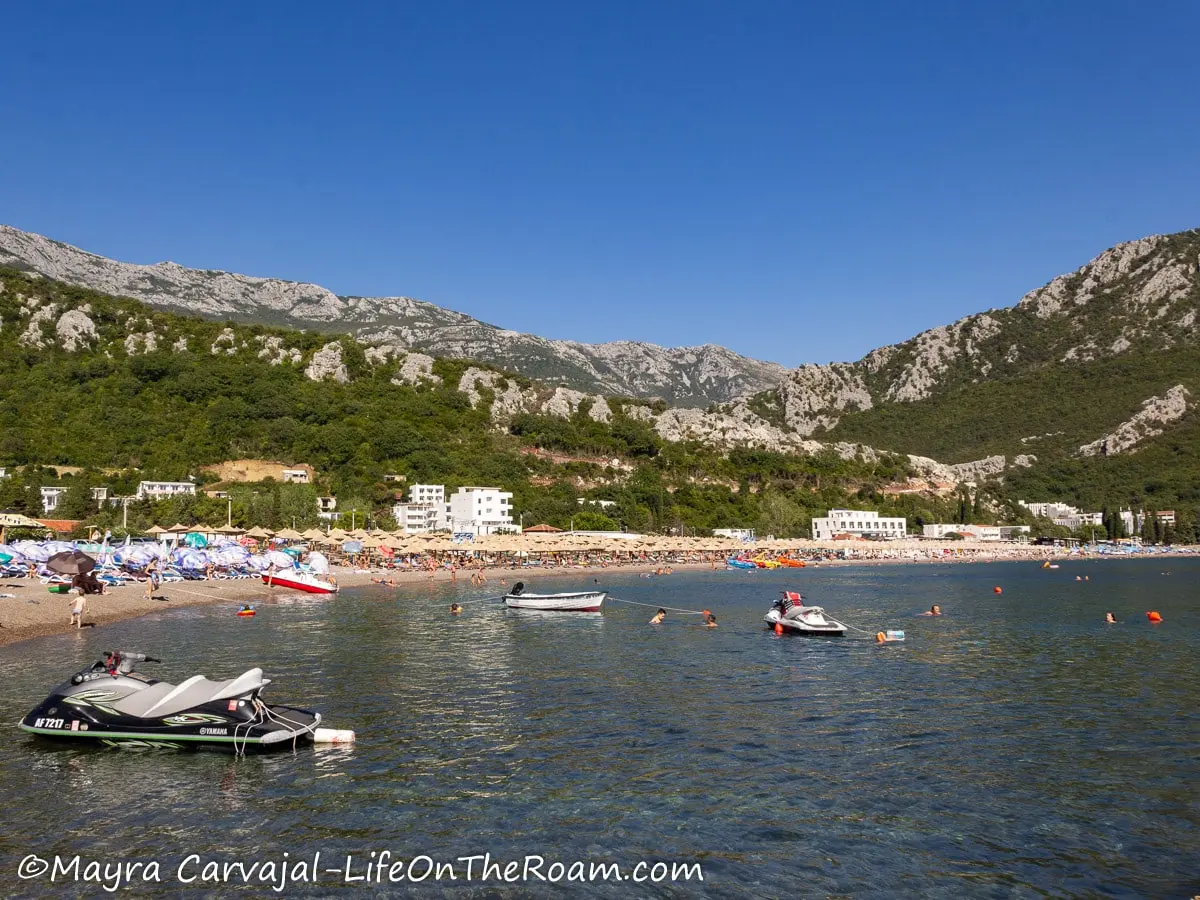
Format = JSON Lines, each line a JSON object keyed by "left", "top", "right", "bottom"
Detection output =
{"left": 261, "top": 569, "right": 338, "bottom": 595}
{"left": 764, "top": 591, "right": 846, "bottom": 636}
{"left": 503, "top": 582, "right": 605, "bottom": 611}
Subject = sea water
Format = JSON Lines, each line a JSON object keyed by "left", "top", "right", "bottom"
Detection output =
{"left": 0, "top": 559, "right": 1194, "bottom": 897}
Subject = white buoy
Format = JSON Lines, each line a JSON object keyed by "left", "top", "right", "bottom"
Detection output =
{"left": 313, "top": 727, "right": 356, "bottom": 744}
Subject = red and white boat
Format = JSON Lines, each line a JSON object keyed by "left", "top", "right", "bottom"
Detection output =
{"left": 503, "top": 583, "right": 605, "bottom": 612}
{"left": 261, "top": 569, "right": 339, "bottom": 595}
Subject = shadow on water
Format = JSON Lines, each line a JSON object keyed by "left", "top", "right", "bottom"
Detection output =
{"left": 0, "top": 559, "right": 1195, "bottom": 896}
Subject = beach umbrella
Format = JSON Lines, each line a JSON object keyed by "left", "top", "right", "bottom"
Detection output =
{"left": 264, "top": 549, "right": 296, "bottom": 568}
{"left": 182, "top": 532, "right": 208, "bottom": 548}
{"left": 45, "top": 550, "right": 96, "bottom": 575}
{"left": 301, "top": 528, "right": 326, "bottom": 541}
{"left": 307, "top": 551, "right": 329, "bottom": 574}
{"left": 275, "top": 528, "right": 304, "bottom": 541}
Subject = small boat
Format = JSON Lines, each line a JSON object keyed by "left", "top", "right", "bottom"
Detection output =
{"left": 764, "top": 591, "right": 846, "bottom": 636}
{"left": 18, "top": 651, "right": 352, "bottom": 753}
{"left": 261, "top": 569, "right": 338, "bottom": 594}
{"left": 503, "top": 582, "right": 605, "bottom": 611}
{"left": 754, "top": 558, "right": 781, "bottom": 569}
{"left": 777, "top": 557, "right": 806, "bottom": 568}
{"left": 727, "top": 558, "right": 757, "bottom": 570}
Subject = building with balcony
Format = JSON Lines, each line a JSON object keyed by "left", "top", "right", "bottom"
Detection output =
{"left": 448, "top": 487, "right": 516, "bottom": 536}
{"left": 811, "top": 509, "right": 906, "bottom": 541}
{"left": 136, "top": 481, "right": 197, "bottom": 501}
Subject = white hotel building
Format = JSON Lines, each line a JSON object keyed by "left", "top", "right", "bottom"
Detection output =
{"left": 449, "top": 486, "right": 516, "bottom": 536}
{"left": 811, "top": 509, "right": 907, "bottom": 541}
{"left": 136, "top": 481, "right": 197, "bottom": 501}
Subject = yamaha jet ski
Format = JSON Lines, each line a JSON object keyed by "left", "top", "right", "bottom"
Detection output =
{"left": 19, "top": 651, "right": 326, "bottom": 753}
{"left": 765, "top": 592, "right": 846, "bottom": 636}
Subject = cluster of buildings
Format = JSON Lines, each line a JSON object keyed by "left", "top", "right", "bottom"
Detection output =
{"left": 390, "top": 484, "right": 517, "bottom": 537}
{"left": 1017, "top": 501, "right": 1174, "bottom": 535}
{"left": 40, "top": 481, "right": 197, "bottom": 513}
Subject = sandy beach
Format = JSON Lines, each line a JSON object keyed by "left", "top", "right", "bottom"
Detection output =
{"left": 1, "top": 546, "right": 1192, "bottom": 647}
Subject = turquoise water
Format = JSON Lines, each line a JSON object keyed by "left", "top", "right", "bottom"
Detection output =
{"left": 0, "top": 559, "right": 1195, "bottom": 897}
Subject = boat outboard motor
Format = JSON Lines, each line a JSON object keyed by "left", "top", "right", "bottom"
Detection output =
{"left": 510, "top": 582, "right": 524, "bottom": 596}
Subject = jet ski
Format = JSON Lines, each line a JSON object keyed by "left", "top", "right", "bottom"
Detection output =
{"left": 18, "top": 651, "right": 337, "bottom": 753}
{"left": 765, "top": 591, "right": 846, "bottom": 636}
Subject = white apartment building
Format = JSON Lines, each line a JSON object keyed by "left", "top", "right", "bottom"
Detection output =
{"left": 392, "top": 502, "right": 445, "bottom": 534}
{"left": 408, "top": 484, "right": 446, "bottom": 506}
{"left": 922, "top": 523, "right": 969, "bottom": 539}
{"left": 136, "top": 481, "right": 197, "bottom": 501}
{"left": 812, "top": 509, "right": 906, "bottom": 541}
{"left": 1053, "top": 511, "right": 1103, "bottom": 530}
{"left": 40, "top": 486, "right": 68, "bottom": 513}
{"left": 714, "top": 528, "right": 755, "bottom": 542}
{"left": 449, "top": 487, "right": 516, "bottom": 536}
{"left": 1020, "top": 501, "right": 1079, "bottom": 520}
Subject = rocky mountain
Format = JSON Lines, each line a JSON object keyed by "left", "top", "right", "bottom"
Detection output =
{"left": 763, "top": 229, "right": 1200, "bottom": 461}
{"left": 0, "top": 225, "right": 785, "bottom": 407}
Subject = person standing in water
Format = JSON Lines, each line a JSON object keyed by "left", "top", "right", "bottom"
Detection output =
{"left": 1105, "top": 612, "right": 1117, "bottom": 623}
{"left": 649, "top": 608, "right": 666, "bottom": 625}
{"left": 68, "top": 589, "right": 87, "bottom": 628}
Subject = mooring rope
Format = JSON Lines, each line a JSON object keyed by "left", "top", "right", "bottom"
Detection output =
{"left": 606, "top": 596, "right": 707, "bottom": 615}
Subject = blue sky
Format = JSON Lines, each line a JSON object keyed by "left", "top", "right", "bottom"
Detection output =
{"left": 2, "top": 1, "right": 1198, "bottom": 366}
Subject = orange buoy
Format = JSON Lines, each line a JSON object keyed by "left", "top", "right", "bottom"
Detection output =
{"left": 993, "top": 586, "right": 1002, "bottom": 594}
{"left": 774, "top": 623, "right": 784, "bottom": 635}
{"left": 237, "top": 609, "right": 256, "bottom": 617}
{"left": 1147, "top": 611, "right": 1163, "bottom": 623}
{"left": 876, "top": 631, "right": 886, "bottom": 643}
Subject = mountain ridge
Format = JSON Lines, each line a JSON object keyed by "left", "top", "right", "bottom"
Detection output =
{"left": 0, "top": 224, "right": 785, "bottom": 407}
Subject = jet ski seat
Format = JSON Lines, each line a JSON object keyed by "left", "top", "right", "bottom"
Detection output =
{"left": 110, "top": 668, "right": 269, "bottom": 719}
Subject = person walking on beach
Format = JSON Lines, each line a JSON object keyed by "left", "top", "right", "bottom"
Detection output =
{"left": 68, "top": 589, "right": 87, "bottom": 629}
{"left": 144, "top": 559, "right": 160, "bottom": 601}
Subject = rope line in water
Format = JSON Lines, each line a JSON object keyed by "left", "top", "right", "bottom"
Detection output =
{"left": 606, "top": 596, "right": 707, "bottom": 615}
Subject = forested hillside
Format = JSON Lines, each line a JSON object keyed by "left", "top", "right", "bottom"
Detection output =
{"left": 0, "top": 268, "right": 959, "bottom": 536}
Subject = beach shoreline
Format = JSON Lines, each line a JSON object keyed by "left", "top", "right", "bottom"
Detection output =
{"left": 0, "top": 548, "right": 1193, "bottom": 647}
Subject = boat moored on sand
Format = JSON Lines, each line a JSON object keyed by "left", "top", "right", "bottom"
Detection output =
{"left": 764, "top": 591, "right": 846, "bottom": 636}
{"left": 503, "top": 582, "right": 606, "bottom": 611}
{"left": 262, "top": 569, "right": 338, "bottom": 594}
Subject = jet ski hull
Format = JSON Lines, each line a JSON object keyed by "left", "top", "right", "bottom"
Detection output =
{"left": 19, "top": 661, "right": 322, "bottom": 753}
{"left": 20, "top": 698, "right": 320, "bottom": 753}
{"left": 764, "top": 608, "right": 846, "bottom": 636}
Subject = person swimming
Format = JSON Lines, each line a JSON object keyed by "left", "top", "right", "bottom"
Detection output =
{"left": 649, "top": 608, "right": 666, "bottom": 625}
{"left": 1105, "top": 611, "right": 1117, "bottom": 623}
{"left": 450, "top": 603, "right": 462, "bottom": 615}
{"left": 921, "top": 604, "right": 942, "bottom": 616}
{"left": 703, "top": 612, "right": 718, "bottom": 628}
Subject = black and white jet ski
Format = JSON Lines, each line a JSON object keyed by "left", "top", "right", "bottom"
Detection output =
{"left": 19, "top": 651, "right": 353, "bottom": 753}
{"left": 765, "top": 592, "right": 847, "bottom": 636}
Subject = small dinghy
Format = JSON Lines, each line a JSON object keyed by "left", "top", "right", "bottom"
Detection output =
{"left": 503, "top": 582, "right": 605, "bottom": 612}
{"left": 764, "top": 591, "right": 846, "bottom": 636}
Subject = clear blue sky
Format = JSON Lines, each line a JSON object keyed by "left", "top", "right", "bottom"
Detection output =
{"left": 2, "top": 1, "right": 1198, "bottom": 366}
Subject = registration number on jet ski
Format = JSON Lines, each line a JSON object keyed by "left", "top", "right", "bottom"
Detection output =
{"left": 35, "top": 718, "right": 66, "bottom": 729}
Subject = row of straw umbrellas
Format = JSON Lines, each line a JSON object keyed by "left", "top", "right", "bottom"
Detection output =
{"left": 140, "top": 524, "right": 1050, "bottom": 557}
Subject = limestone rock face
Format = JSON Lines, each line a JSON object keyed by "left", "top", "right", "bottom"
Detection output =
{"left": 56, "top": 309, "right": 98, "bottom": 351}
{"left": 1078, "top": 386, "right": 1190, "bottom": 456}
{"left": 211, "top": 327, "right": 238, "bottom": 355}
{"left": 18, "top": 304, "right": 57, "bottom": 348}
{"left": 255, "top": 335, "right": 302, "bottom": 366}
{"left": 779, "top": 363, "right": 872, "bottom": 435}
{"left": 304, "top": 342, "right": 349, "bottom": 383}
{"left": 390, "top": 352, "right": 441, "bottom": 386}
{"left": 123, "top": 331, "right": 159, "bottom": 354}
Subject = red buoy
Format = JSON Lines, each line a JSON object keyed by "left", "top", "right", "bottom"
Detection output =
{"left": 774, "top": 623, "right": 784, "bottom": 635}
{"left": 993, "top": 586, "right": 1002, "bottom": 594}
{"left": 1147, "top": 611, "right": 1163, "bottom": 623}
